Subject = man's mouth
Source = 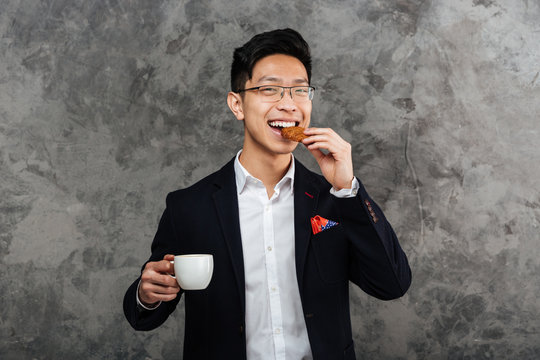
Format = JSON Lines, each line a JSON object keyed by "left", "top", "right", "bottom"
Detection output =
{"left": 268, "top": 121, "right": 299, "bottom": 129}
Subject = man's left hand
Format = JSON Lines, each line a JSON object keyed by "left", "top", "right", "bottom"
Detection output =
{"left": 302, "top": 127, "right": 354, "bottom": 190}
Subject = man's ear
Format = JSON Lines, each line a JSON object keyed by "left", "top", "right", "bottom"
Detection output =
{"left": 227, "top": 92, "right": 245, "bottom": 121}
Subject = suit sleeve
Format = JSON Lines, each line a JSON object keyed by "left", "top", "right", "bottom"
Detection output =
{"left": 334, "top": 179, "right": 412, "bottom": 300}
{"left": 123, "top": 193, "right": 184, "bottom": 331}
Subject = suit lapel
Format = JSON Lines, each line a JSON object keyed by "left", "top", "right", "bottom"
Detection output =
{"left": 293, "top": 159, "right": 319, "bottom": 291}
{"left": 212, "top": 159, "right": 246, "bottom": 315}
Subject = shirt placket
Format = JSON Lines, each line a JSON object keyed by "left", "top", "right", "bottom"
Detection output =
{"left": 262, "top": 192, "right": 286, "bottom": 360}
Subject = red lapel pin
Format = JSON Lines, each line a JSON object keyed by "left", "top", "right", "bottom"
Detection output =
{"left": 305, "top": 192, "right": 313, "bottom": 198}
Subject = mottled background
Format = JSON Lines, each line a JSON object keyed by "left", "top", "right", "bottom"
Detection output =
{"left": 1, "top": 0, "right": 539, "bottom": 359}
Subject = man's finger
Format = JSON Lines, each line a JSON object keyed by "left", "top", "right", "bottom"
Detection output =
{"left": 304, "top": 127, "right": 334, "bottom": 135}
{"left": 302, "top": 134, "right": 329, "bottom": 145}
{"left": 142, "top": 282, "right": 180, "bottom": 295}
{"left": 140, "top": 288, "right": 179, "bottom": 304}
{"left": 163, "top": 254, "right": 175, "bottom": 261}
{"left": 147, "top": 259, "right": 175, "bottom": 274}
{"left": 306, "top": 147, "right": 326, "bottom": 162}
{"left": 307, "top": 141, "right": 337, "bottom": 155}
{"left": 142, "top": 271, "right": 179, "bottom": 287}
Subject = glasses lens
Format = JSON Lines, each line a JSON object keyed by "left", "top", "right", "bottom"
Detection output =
{"left": 258, "top": 86, "right": 282, "bottom": 102}
{"left": 257, "top": 86, "right": 315, "bottom": 102}
{"left": 292, "top": 86, "right": 313, "bottom": 101}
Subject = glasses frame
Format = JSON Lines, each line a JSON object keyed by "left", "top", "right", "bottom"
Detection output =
{"left": 237, "top": 85, "right": 316, "bottom": 102}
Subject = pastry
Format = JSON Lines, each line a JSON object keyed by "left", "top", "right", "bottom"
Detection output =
{"left": 281, "top": 126, "right": 307, "bottom": 142}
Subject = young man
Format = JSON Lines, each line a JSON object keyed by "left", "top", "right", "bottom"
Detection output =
{"left": 124, "top": 28, "right": 411, "bottom": 360}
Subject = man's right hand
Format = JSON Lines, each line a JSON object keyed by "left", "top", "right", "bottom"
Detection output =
{"left": 138, "top": 254, "right": 181, "bottom": 307}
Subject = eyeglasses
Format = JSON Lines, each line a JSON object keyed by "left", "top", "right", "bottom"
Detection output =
{"left": 237, "top": 85, "right": 315, "bottom": 102}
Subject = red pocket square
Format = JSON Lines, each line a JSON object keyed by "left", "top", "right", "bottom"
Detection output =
{"left": 311, "top": 215, "right": 338, "bottom": 235}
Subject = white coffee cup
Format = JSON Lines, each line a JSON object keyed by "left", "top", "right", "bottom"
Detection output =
{"left": 173, "top": 254, "right": 213, "bottom": 290}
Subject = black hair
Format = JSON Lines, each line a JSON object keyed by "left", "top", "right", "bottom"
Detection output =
{"left": 230, "top": 28, "right": 312, "bottom": 92}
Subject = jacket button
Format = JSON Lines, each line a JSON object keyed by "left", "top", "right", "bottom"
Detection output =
{"left": 239, "top": 325, "right": 244, "bottom": 334}
{"left": 305, "top": 313, "right": 314, "bottom": 318}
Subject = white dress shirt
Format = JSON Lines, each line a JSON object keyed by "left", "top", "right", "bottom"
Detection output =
{"left": 235, "top": 152, "right": 312, "bottom": 360}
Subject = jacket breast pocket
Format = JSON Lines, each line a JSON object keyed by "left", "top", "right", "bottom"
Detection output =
{"left": 311, "top": 224, "right": 348, "bottom": 284}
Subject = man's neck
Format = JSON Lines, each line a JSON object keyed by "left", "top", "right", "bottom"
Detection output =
{"left": 239, "top": 149, "right": 292, "bottom": 198}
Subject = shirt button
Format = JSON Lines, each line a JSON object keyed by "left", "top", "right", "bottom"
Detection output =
{"left": 267, "top": 246, "right": 272, "bottom": 252}
{"left": 352, "top": 189, "right": 358, "bottom": 196}
{"left": 275, "top": 328, "right": 281, "bottom": 334}
{"left": 271, "top": 286, "right": 276, "bottom": 292}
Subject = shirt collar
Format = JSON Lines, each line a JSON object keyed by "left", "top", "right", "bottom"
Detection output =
{"left": 234, "top": 150, "right": 295, "bottom": 195}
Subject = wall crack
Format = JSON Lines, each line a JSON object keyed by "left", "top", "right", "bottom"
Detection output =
{"left": 404, "top": 121, "right": 425, "bottom": 250}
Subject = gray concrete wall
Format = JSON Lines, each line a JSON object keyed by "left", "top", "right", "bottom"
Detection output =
{"left": 1, "top": 0, "right": 539, "bottom": 359}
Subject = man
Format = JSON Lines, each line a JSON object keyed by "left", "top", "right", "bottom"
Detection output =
{"left": 124, "top": 28, "right": 411, "bottom": 360}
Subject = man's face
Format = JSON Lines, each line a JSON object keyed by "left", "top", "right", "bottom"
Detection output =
{"left": 229, "top": 54, "right": 312, "bottom": 157}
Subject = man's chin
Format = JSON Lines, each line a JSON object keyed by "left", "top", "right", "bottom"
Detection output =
{"left": 274, "top": 141, "right": 299, "bottom": 155}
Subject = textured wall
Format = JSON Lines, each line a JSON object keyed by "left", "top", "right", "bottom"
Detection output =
{"left": 1, "top": 0, "right": 539, "bottom": 359}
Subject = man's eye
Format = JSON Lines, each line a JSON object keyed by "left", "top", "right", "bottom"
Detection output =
{"left": 294, "top": 87, "right": 309, "bottom": 96}
{"left": 259, "top": 87, "right": 279, "bottom": 95}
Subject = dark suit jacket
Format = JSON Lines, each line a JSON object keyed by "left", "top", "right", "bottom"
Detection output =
{"left": 124, "top": 157, "right": 411, "bottom": 360}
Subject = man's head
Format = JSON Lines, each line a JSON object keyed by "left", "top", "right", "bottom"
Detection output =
{"left": 230, "top": 28, "right": 312, "bottom": 93}
{"left": 227, "top": 29, "right": 314, "bottom": 161}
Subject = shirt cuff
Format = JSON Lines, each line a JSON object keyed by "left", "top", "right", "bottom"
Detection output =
{"left": 330, "top": 177, "right": 359, "bottom": 198}
{"left": 136, "top": 280, "right": 161, "bottom": 311}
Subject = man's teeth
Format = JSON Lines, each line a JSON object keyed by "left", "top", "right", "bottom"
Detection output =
{"left": 269, "top": 121, "right": 296, "bottom": 128}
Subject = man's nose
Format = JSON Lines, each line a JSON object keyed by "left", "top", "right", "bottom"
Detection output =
{"left": 277, "top": 88, "right": 297, "bottom": 110}
{"left": 285, "top": 87, "right": 295, "bottom": 100}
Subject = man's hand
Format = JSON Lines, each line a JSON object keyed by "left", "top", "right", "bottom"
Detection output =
{"left": 302, "top": 127, "right": 354, "bottom": 190}
{"left": 138, "top": 254, "right": 181, "bottom": 307}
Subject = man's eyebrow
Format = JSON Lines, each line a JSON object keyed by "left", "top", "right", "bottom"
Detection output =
{"left": 255, "top": 76, "right": 309, "bottom": 84}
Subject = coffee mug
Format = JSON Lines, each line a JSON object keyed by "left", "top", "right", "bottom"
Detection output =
{"left": 172, "top": 254, "right": 213, "bottom": 290}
